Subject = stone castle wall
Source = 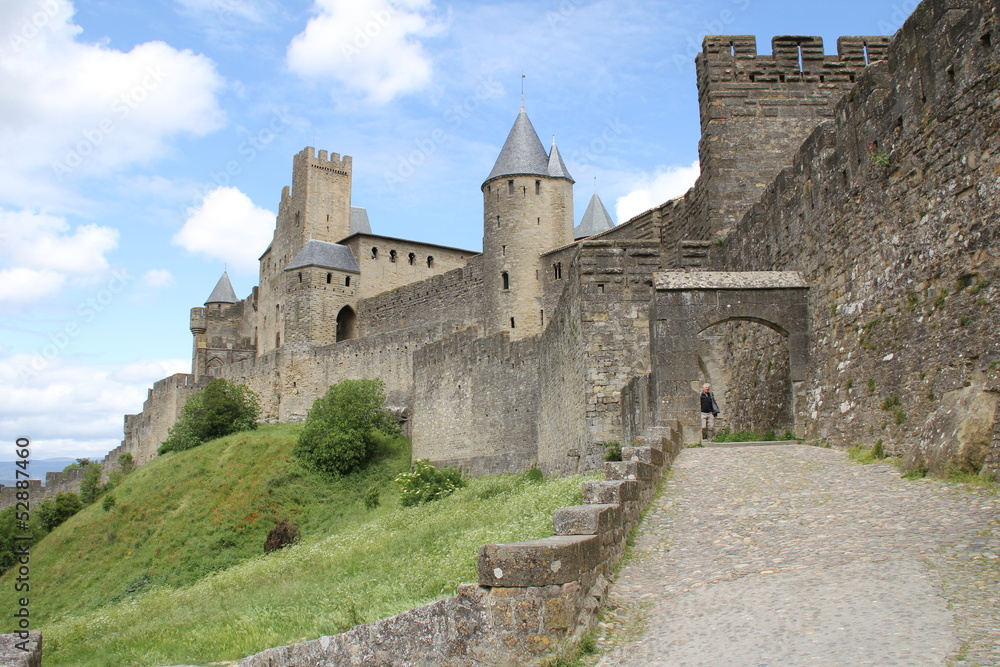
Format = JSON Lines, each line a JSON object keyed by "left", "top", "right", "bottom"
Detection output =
{"left": 343, "top": 235, "right": 477, "bottom": 300}
{"left": 411, "top": 328, "right": 540, "bottom": 475}
{"left": 113, "top": 374, "right": 210, "bottom": 466}
{"left": 716, "top": 0, "right": 1000, "bottom": 473}
{"left": 357, "top": 256, "right": 485, "bottom": 336}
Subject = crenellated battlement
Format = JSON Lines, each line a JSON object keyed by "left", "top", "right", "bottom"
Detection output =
{"left": 294, "top": 146, "right": 353, "bottom": 174}
{"left": 694, "top": 33, "right": 891, "bottom": 229}
{"left": 699, "top": 35, "right": 891, "bottom": 84}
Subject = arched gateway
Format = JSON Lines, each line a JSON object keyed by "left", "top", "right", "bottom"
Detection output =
{"left": 650, "top": 271, "right": 810, "bottom": 444}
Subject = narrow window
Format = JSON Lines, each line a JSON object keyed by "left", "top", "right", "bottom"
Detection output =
{"left": 389, "top": 249, "right": 397, "bottom": 263}
{"left": 553, "top": 263, "right": 562, "bottom": 279}
{"left": 862, "top": 43, "right": 870, "bottom": 65}
{"left": 326, "top": 273, "right": 332, "bottom": 284}
{"left": 345, "top": 276, "right": 351, "bottom": 287}
{"left": 522, "top": 186, "right": 526, "bottom": 196}
{"left": 537, "top": 217, "right": 540, "bottom": 225}
{"left": 408, "top": 252, "right": 416, "bottom": 265}
{"left": 540, "top": 310, "right": 544, "bottom": 326}
{"left": 427, "top": 255, "right": 434, "bottom": 268}
{"left": 502, "top": 245, "right": 506, "bottom": 256}
{"left": 295, "top": 211, "right": 300, "bottom": 226}
{"left": 796, "top": 44, "right": 804, "bottom": 73}
{"left": 371, "top": 247, "right": 378, "bottom": 259}
{"left": 535, "top": 180, "right": 540, "bottom": 194}
{"left": 508, "top": 180, "right": 514, "bottom": 195}
{"left": 497, "top": 215, "right": 501, "bottom": 228}
{"left": 598, "top": 284, "right": 605, "bottom": 293}
{"left": 502, "top": 272, "right": 509, "bottom": 290}
{"left": 275, "top": 332, "right": 280, "bottom": 347}
{"left": 510, "top": 317, "right": 515, "bottom": 329}
{"left": 730, "top": 41, "right": 735, "bottom": 57}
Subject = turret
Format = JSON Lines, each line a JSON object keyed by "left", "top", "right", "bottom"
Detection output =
{"left": 482, "top": 109, "right": 574, "bottom": 339}
{"left": 574, "top": 190, "right": 616, "bottom": 239}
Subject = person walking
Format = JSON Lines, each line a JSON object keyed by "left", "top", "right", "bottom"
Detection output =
{"left": 700, "top": 383, "right": 720, "bottom": 442}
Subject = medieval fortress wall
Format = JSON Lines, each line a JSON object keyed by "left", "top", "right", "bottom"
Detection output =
{"left": 47, "top": 0, "right": 994, "bottom": 494}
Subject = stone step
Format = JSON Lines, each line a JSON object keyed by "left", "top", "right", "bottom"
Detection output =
{"left": 605, "top": 460, "right": 657, "bottom": 481}
{"left": 582, "top": 480, "right": 640, "bottom": 505}
{"left": 621, "top": 445, "right": 663, "bottom": 466}
{"left": 553, "top": 504, "right": 621, "bottom": 536}
{"left": 478, "top": 535, "right": 599, "bottom": 587}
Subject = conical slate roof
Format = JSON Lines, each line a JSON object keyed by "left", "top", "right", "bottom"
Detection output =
{"left": 574, "top": 193, "right": 616, "bottom": 239}
{"left": 547, "top": 138, "right": 573, "bottom": 182}
{"left": 486, "top": 109, "right": 551, "bottom": 182}
{"left": 205, "top": 271, "right": 238, "bottom": 304}
{"left": 284, "top": 240, "right": 360, "bottom": 273}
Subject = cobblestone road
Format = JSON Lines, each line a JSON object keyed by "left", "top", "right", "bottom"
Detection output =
{"left": 596, "top": 445, "right": 1000, "bottom": 667}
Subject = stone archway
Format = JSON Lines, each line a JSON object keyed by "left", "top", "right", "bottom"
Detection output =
{"left": 336, "top": 305, "right": 358, "bottom": 342}
{"left": 650, "top": 272, "right": 809, "bottom": 444}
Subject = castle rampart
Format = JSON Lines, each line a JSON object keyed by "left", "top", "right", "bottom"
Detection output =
{"left": 715, "top": 0, "right": 999, "bottom": 472}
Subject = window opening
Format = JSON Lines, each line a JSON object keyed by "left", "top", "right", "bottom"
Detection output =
{"left": 408, "top": 252, "right": 416, "bottom": 265}
{"left": 502, "top": 272, "right": 509, "bottom": 290}
{"left": 508, "top": 180, "right": 514, "bottom": 195}
{"left": 427, "top": 255, "right": 434, "bottom": 268}
{"left": 327, "top": 273, "right": 332, "bottom": 284}
{"left": 863, "top": 43, "right": 870, "bottom": 65}
{"left": 796, "top": 44, "right": 804, "bottom": 73}
{"left": 371, "top": 247, "right": 378, "bottom": 259}
{"left": 535, "top": 180, "right": 540, "bottom": 194}
{"left": 345, "top": 276, "right": 351, "bottom": 287}
{"left": 389, "top": 249, "right": 397, "bottom": 263}
{"left": 510, "top": 317, "right": 515, "bottom": 329}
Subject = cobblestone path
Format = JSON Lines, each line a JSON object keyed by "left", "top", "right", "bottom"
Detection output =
{"left": 596, "top": 445, "right": 1000, "bottom": 667}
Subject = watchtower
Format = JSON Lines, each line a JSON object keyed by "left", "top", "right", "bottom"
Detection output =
{"left": 482, "top": 109, "right": 574, "bottom": 339}
{"left": 695, "top": 35, "right": 890, "bottom": 232}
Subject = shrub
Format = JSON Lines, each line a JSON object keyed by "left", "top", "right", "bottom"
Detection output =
{"left": 601, "top": 441, "right": 622, "bottom": 462}
{"left": 294, "top": 379, "right": 399, "bottom": 476}
{"left": 38, "top": 492, "right": 83, "bottom": 531}
{"left": 362, "top": 485, "right": 380, "bottom": 510}
{"left": 118, "top": 453, "right": 134, "bottom": 475}
{"left": 159, "top": 379, "right": 260, "bottom": 454}
{"left": 524, "top": 466, "right": 544, "bottom": 483}
{"left": 264, "top": 519, "right": 300, "bottom": 553}
{"left": 102, "top": 494, "right": 116, "bottom": 512}
{"left": 395, "top": 459, "right": 466, "bottom": 507}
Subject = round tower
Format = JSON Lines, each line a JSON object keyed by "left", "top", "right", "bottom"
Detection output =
{"left": 482, "top": 108, "right": 574, "bottom": 339}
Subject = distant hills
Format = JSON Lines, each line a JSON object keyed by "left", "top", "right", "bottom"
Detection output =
{"left": 0, "top": 457, "right": 78, "bottom": 486}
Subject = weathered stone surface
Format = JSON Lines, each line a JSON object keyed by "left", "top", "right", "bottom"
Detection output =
{"left": 654, "top": 271, "right": 807, "bottom": 290}
{"left": 0, "top": 633, "right": 40, "bottom": 667}
{"left": 478, "top": 535, "right": 600, "bottom": 587}
{"left": 621, "top": 445, "right": 663, "bottom": 466}
{"left": 553, "top": 504, "right": 621, "bottom": 536}
{"left": 582, "top": 480, "right": 640, "bottom": 505}
{"left": 605, "top": 461, "right": 657, "bottom": 481}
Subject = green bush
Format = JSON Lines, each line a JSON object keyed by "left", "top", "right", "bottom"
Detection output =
{"left": 395, "top": 459, "right": 466, "bottom": 507}
{"left": 102, "top": 494, "right": 116, "bottom": 512}
{"left": 601, "top": 441, "right": 622, "bottom": 462}
{"left": 159, "top": 379, "right": 260, "bottom": 454}
{"left": 294, "top": 379, "right": 399, "bottom": 476}
{"left": 80, "top": 464, "right": 104, "bottom": 505}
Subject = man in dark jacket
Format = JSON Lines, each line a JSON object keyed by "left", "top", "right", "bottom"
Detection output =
{"left": 700, "top": 383, "right": 720, "bottom": 441}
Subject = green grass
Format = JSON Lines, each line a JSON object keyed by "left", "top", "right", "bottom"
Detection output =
{"left": 2, "top": 424, "right": 591, "bottom": 666}
{"left": 711, "top": 427, "right": 797, "bottom": 443}
{"left": 846, "top": 443, "right": 889, "bottom": 464}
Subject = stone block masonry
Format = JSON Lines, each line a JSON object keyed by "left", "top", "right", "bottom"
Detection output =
{"left": 717, "top": 0, "right": 1000, "bottom": 474}
{"left": 235, "top": 431, "right": 682, "bottom": 667}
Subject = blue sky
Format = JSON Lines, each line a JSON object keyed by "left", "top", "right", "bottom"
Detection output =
{"left": 0, "top": 0, "right": 914, "bottom": 461}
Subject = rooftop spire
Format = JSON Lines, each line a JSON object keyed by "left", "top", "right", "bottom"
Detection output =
{"left": 574, "top": 192, "right": 616, "bottom": 239}
{"left": 485, "top": 108, "right": 550, "bottom": 182}
{"left": 205, "top": 271, "right": 238, "bottom": 305}
{"left": 547, "top": 136, "right": 574, "bottom": 182}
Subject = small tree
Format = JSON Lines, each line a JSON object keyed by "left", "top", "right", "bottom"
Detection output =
{"left": 264, "top": 519, "right": 300, "bottom": 553}
{"left": 294, "top": 379, "right": 399, "bottom": 476}
{"left": 118, "top": 453, "right": 134, "bottom": 475}
{"left": 38, "top": 492, "right": 83, "bottom": 531}
{"left": 159, "top": 379, "right": 261, "bottom": 454}
{"left": 79, "top": 464, "right": 104, "bottom": 504}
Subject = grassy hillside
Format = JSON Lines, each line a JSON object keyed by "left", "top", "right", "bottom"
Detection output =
{"left": 1, "top": 424, "right": 589, "bottom": 666}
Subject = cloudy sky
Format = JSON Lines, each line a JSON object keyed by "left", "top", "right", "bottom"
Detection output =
{"left": 0, "top": 0, "right": 913, "bottom": 461}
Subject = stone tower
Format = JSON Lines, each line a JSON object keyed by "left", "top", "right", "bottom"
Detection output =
{"left": 257, "top": 148, "right": 353, "bottom": 355}
{"left": 695, "top": 35, "right": 890, "bottom": 232}
{"left": 482, "top": 109, "right": 574, "bottom": 339}
{"left": 189, "top": 271, "right": 253, "bottom": 380}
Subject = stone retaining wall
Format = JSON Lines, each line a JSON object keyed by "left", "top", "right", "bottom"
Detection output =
{"left": 236, "top": 426, "right": 682, "bottom": 666}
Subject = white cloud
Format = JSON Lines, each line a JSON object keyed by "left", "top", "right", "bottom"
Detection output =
{"left": 141, "top": 269, "right": 175, "bottom": 288}
{"left": 0, "top": 355, "right": 189, "bottom": 460}
{"left": 287, "top": 0, "right": 442, "bottom": 104}
{"left": 173, "top": 186, "right": 274, "bottom": 272}
{"left": 0, "top": 0, "right": 225, "bottom": 207}
{"left": 0, "top": 209, "right": 119, "bottom": 303}
{"left": 615, "top": 161, "right": 700, "bottom": 223}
